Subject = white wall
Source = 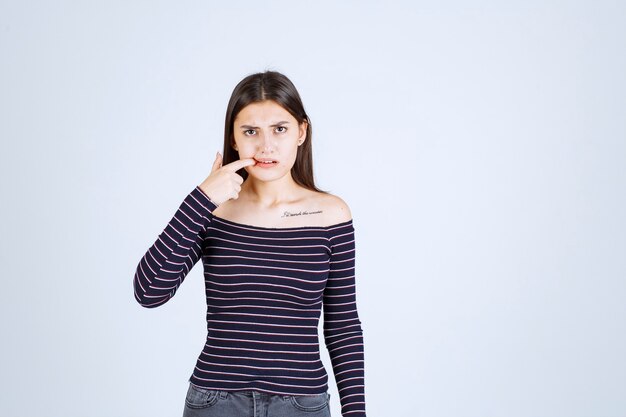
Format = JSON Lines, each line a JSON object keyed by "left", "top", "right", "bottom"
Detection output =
{"left": 1, "top": 1, "right": 624, "bottom": 416}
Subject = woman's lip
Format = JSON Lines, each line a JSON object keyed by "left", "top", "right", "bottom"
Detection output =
{"left": 254, "top": 159, "right": 278, "bottom": 167}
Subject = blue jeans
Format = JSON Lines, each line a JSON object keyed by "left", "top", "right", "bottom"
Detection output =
{"left": 182, "top": 383, "right": 332, "bottom": 417}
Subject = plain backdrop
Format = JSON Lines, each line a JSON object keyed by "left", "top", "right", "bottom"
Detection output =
{"left": 1, "top": 1, "right": 625, "bottom": 416}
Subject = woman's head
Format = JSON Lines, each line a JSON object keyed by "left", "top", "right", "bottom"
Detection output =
{"left": 222, "top": 70, "right": 325, "bottom": 193}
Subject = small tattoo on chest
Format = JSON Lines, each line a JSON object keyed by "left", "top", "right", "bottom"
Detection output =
{"left": 281, "top": 210, "right": 323, "bottom": 218}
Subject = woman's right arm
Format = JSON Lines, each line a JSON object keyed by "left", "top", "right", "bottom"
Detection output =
{"left": 132, "top": 152, "right": 256, "bottom": 308}
{"left": 133, "top": 186, "right": 218, "bottom": 308}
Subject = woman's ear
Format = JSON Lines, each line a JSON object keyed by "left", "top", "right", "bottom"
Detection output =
{"left": 298, "top": 121, "right": 308, "bottom": 145}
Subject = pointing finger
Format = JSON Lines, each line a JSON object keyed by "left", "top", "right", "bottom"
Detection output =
{"left": 223, "top": 158, "right": 256, "bottom": 172}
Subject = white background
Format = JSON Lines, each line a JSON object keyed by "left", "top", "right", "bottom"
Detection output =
{"left": 1, "top": 1, "right": 625, "bottom": 416}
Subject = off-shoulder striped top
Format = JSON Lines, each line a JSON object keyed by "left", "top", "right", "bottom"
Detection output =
{"left": 133, "top": 186, "right": 367, "bottom": 416}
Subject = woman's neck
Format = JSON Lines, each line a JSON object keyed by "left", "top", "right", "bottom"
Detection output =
{"left": 240, "top": 174, "right": 303, "bottom": 207}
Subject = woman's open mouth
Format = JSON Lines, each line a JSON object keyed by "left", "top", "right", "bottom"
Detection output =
{"left": 254, "top": 158, "right": 279, "bottom": 168}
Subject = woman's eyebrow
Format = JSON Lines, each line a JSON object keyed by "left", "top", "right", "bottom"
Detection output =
{"left": 239, "top": 121, "right": 290, "bottom": 129}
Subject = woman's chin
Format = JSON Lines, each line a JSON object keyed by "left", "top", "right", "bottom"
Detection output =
{"left": 246, "top": 168, "right": 289, "bottom": 182}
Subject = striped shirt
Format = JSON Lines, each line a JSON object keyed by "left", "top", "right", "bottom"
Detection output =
{"left": 134, "top": 186, "right": 367, "bottom": 416}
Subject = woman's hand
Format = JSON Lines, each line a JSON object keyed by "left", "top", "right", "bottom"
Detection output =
{"left": 198, "top": 152, "right": 256, "bottom": 206}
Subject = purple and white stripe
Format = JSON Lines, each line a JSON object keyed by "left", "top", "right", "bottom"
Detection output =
{"left": 134, "top": 186, "right": 367, "bottom": 416}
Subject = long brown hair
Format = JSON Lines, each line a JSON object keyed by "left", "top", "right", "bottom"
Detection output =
{"left": 222, "top": 70, "right": 327, "bottom": 193}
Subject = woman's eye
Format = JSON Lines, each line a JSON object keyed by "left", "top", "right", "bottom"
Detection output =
{"left": 243, "top": 127, "right": 285, "bottom": 136}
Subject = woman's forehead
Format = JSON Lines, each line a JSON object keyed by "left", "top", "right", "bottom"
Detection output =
{"left": 236, "top": 100, "right": 293, "bottom": 124}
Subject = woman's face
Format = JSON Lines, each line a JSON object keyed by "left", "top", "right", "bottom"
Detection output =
{"left": 233, "top": 100, "right": 307, "bottom": 182}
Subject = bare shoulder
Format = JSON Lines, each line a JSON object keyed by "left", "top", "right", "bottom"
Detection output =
{"left": 313, "top": 192, "right": 353, "bottom": 225}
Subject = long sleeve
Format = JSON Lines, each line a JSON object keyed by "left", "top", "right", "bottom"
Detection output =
{"left": 133, "top": 185, "right": 218, "bottom": 308}
{"left": 323, "top": 220, "right": 367, "bottom": 416}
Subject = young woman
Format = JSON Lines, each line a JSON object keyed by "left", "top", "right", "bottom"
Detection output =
{"left": 133, "top": 70, "right": 367, "bottom": 417}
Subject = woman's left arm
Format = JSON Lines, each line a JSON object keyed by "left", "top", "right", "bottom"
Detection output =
{"left": 323, "top": 219, "right": 367, "bottom": 417}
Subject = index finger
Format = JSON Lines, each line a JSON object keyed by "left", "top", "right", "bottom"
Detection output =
{"left": 222, "top": 158, "right": 256, "bottom": 172}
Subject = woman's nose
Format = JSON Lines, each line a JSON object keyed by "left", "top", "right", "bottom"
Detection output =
{"left": 259, "top": 131, "right": 276, "bottom": 150}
